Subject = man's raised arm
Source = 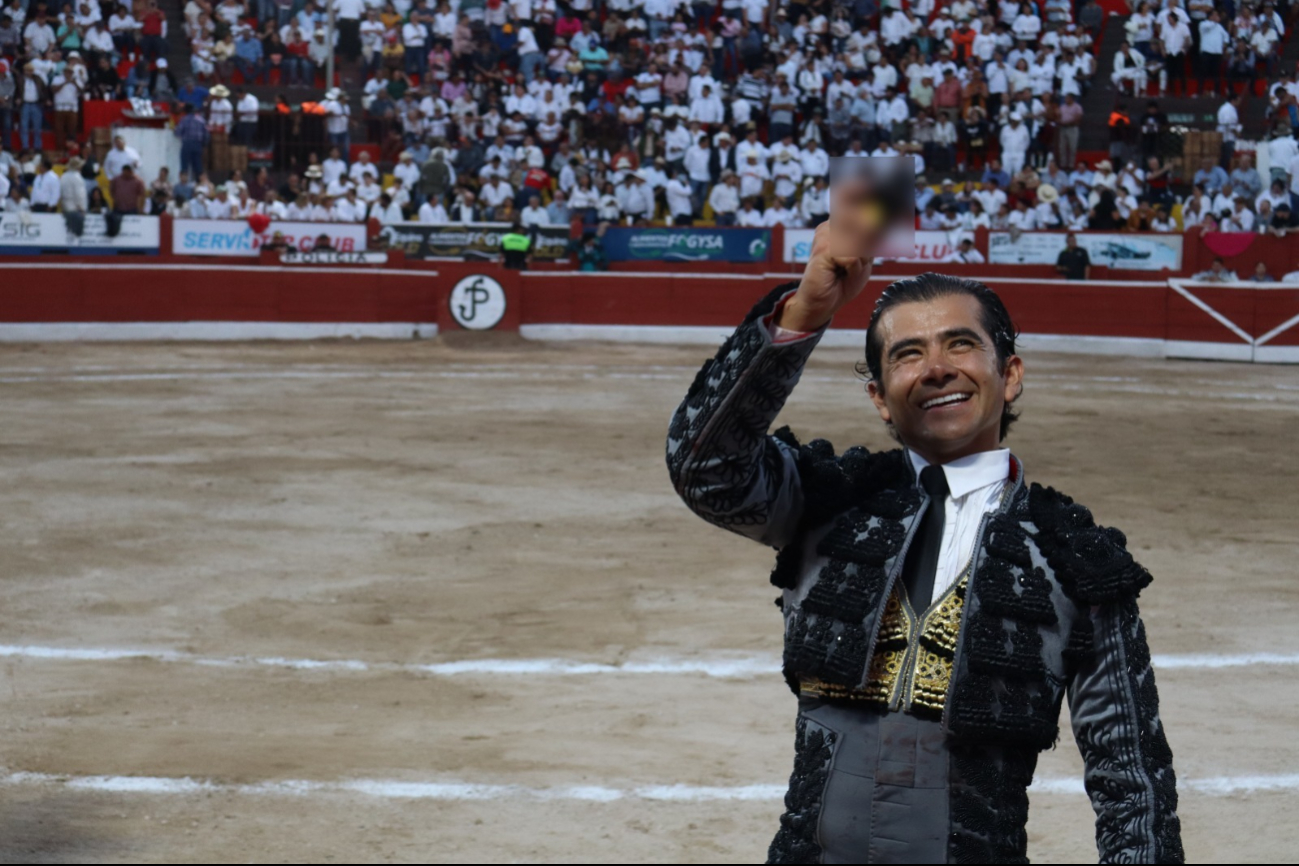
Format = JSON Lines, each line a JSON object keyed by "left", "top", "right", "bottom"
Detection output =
{"left": 665, "top": 222, "right": 873, "bottom": 549}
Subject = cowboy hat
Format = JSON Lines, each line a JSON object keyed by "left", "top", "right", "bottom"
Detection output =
{"left": 1095, "top": 159, "right": 1113, "bottom": 171}
{"left": 210, "top": 84, "right": 230, "bottom": 97}
{"left": 1037, "top": 183, "right": 1059, "bottom": 203}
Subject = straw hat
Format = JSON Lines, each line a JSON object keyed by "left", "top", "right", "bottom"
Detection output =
{"left": 1095, "top": 159, "right": 1113, "bottom": 171}
{"left": 210, "top": 84, "right": 230, "bottom": 98}
{"left": 1037, "top": 183, "right": 1059, "bottom": 204}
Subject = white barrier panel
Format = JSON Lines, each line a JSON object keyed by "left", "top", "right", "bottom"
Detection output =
{"left": 0, "top": 213, "right": 159, "bottom": 251}
{"left": 989, "top": 231, "right": 1182, "bottom": 271}
{"left": 784, "top": 228, "right": 960, "bottom": 264}
{"left": 172, "top": 219, "right": 368, "bottom": 256}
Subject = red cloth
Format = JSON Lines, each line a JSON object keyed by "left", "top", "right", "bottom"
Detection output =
{"left": 1201, "top": 231, "right": 1257, "bottom": 259}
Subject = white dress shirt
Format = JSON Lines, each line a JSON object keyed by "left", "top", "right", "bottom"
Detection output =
{"left": 908, "top": 448, "right": 1010, "bottom": 600}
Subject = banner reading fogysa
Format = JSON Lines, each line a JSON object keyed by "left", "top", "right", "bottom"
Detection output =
{"left": 603, "top": 227, "right": 772, "bottom": 262}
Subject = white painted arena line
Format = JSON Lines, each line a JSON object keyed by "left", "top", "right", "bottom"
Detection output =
{"left": 1, "top": 645, "right": 1296, "bottom": 677}
{"left": 3, "top": 771, "right": 1298, "bottom": 801}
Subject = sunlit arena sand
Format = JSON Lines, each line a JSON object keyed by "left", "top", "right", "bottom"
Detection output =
{"left": 0, "top": 338, "right": 1295, "bottom": 863}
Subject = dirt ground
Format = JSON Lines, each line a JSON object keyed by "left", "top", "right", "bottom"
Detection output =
{"left": 0, "top": 335, "right": 1296, "bottom": 864}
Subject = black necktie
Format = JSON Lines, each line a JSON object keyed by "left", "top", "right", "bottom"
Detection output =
{"left": 902, "top": 465, "right": 950, "bottom": 611}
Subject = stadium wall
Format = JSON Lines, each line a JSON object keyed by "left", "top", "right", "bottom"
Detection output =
{"left": 0, "top": 258, "right": 1296, "bottom": 363}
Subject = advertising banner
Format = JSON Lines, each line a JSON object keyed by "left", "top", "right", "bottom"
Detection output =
{"left": 376, "top": 222, "right": 570, "bottom": 261}
{"left": 172, "top": 219, "right": 367, "bottom": 256}
{"left": 603, "top": 227, "right": 772, "bottom": 262}
{"left": 783, "top": 228, "right": 961, "bottom": 264}
{"left": 0, "top": 213, "right": 160, "bottom": 252}
{"left": 988, "top": 231, "right": 1182, "bottom": 271}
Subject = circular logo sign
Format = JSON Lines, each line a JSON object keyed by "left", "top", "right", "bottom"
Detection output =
{"left": 449, "top": 275, "right": 507, "bottom": 330}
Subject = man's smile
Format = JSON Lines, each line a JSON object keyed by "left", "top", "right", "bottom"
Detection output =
{"left": 919, "top": 392, "right": 973, "bottom": 410}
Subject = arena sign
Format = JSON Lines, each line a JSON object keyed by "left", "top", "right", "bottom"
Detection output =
{"left": 378, "top": 223, "right": 570, "bottom": 261}
{"left": 172, "top": 219, "right": 368, "bottom": 256}
{"left": 989, "top": 231, "right": 1183, "bottom": 271}
{"left": 448, "top": 274, "right": 507, "bottom": 330}
{"left": 602, "top": 227, "right": 772, "bottom": 262}
{"left": 784, "top": 228, "right": 960, "bottom": 264}
{"left": 280, "top": 250, "right": 389, "bottom": 265}
{"left": 0, "top": 213, "right": 160, "bottom": 252}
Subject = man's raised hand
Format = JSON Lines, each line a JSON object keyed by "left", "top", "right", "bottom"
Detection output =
{"left": 775, "top": 220, "right": 875, "bottom": 333}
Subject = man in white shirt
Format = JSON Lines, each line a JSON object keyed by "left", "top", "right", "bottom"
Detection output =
{"left": 688, "top": 84, "right": 725, "bottom": 125}
{"left": 347, "top": 150, "right": 379, "bottom": 185}
{"left": 321, "top": 147, "right": 348, "bottom": 186}
{"left": 998, "top": 113, "right": 1031, "bottom": 176}
{"left": 707, "top": 172, "right": 740, "bottom": 225}
{"left": 393, "top": 150, "right": 420, "bottom": 191}
{"left": 418, "top": 197, "right": 449, "bottom": 223}
{"left": 666, "top": 239, "right": 1183, "bottom": 866}
{"left": 480, "top": 177, "right": 514, "bottom": 219}
{"left": 235, "top": 88, "right": 260, "bottom": 145}
{"left": 102, "top": 136, "right": 141, "bottom": 180}
{"left": 1217, "top": 93, "right": 1243, "bottom": 168}
{"left": 322, "top": 88, "right": 352, "bottom": 151}
{"left": 618, "top": 172, "right": 656, "bottom": 223}
{"left": 370, "top": 193, "right": 404, "bottom": 224}
{"left": 520, "top": 194, "right": 550, "bottom": 227}
{"left": 332, "top": 189, "right": 366, "bottom": 222}
{"left": 763, "top": 196, "right": 801, "bottom": 227}
{"left": 1198, "top": 10, "right": 1230, "bottom": 94}
{"left": 666, "top": 171, "right": 695, "bottom": 225}
{"left": 29, "top": 158, "right": 61, "bottom": 211}
{"left": 943, "top": 236, "right": 986, "bottom": 263}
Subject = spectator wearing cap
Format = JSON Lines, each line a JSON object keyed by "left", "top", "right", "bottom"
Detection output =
{"left": 800, "top": 176, "right": 829, "bottom": 227}
{"left": 999, "top": 112, "right": 1031, "bottom": 176}
{"left": 60, "top": 155, "right": 88, "bottom": 232}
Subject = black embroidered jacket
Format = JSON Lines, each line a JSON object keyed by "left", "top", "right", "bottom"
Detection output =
{"left": 666, "top": 284, "right": 1184, "bottom": 864}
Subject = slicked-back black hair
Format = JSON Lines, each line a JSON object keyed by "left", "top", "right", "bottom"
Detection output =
{"left": 861, "top": 272, "right": 1022, "bottom": 440}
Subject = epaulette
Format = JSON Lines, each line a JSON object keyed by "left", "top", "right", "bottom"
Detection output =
{"left": 1027, "top": 483, "right": 1152, "bottom": 605}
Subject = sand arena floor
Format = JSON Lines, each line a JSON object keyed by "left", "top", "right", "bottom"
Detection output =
{"left": 0, "top": 336, "right": 1296, "bottom": 863}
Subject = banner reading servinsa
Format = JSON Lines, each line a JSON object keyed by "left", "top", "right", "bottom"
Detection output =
{"left": 377, "top": 222, "right": 570, "bottom": 261}
{"left": 602, "top": 227, "right": 772, "bottom": 262}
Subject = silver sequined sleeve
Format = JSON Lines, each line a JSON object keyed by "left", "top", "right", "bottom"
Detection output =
{"left": 665, "top": 284, "right": 823, "bottom": 550}
{"left": 1068, "top": 601, "right": 1184, "bottom": 863}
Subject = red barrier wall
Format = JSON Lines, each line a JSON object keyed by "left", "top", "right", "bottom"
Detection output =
{"left": 0, "top": 259, "right": 1295, "bottom": 362}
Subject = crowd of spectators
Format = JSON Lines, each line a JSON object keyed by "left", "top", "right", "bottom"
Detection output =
{"left": 2, "top": 0, "right": 1299, "bottom": 236}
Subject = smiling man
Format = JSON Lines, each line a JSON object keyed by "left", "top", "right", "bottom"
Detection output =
{"left": 666, "top": 223, "right": 1183, "bottom": 864}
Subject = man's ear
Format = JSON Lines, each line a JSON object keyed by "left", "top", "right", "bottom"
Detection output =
{"left": 867, "top": 378, "right": 891, "bottom": 425}
{"left": 1002, "top": 354, "right": 1024, "bottom": 405}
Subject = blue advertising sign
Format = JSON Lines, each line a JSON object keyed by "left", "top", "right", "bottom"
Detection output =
{"left": 601, "top": 227, "right": 772, "bottom": 263}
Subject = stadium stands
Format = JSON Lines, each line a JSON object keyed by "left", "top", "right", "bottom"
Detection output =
{"left": 3, "top": 0, "right": 1299, "bottom": 244}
